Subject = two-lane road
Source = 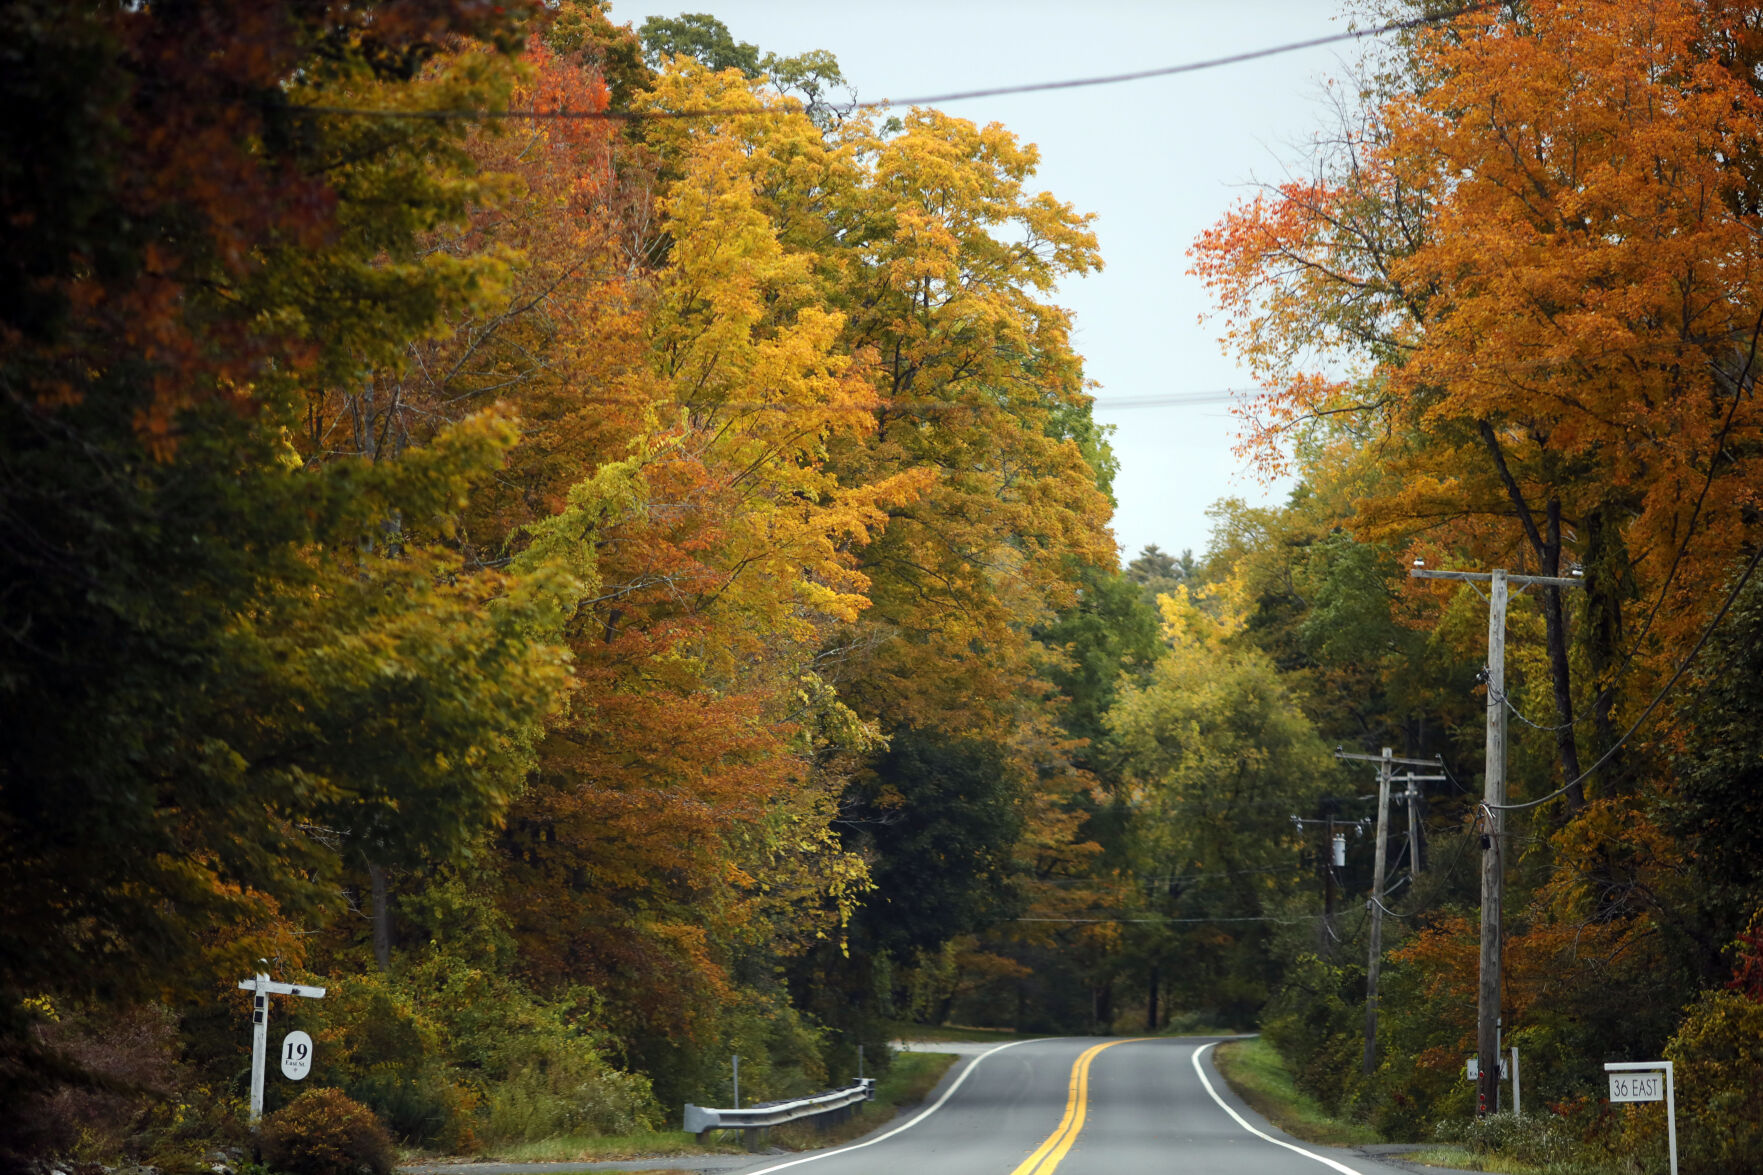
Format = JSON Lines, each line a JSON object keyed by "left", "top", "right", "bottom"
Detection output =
{"left": 728, "top": 1037, "right": 1414, "bottom": 1175}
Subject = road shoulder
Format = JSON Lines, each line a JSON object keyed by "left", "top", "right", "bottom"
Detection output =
{"left": 1195, "top": 1043, "right": 1429, "bottom": 1175}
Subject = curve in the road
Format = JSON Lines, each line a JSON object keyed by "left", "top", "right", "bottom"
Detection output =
{"left": 738, "top": 1036, "right": 1387, "bottom": 1175}
{"left": 738, "top": 1037, "right": 1041, "bottom": 1175}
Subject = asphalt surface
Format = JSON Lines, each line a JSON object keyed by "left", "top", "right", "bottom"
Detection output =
{"left": 718, "top": 1036, "right": 1421, "bottom": 1175}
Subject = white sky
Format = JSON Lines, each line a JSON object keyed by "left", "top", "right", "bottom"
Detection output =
{"left": 607, "top": 0, "right": 1358, "bottom": 564}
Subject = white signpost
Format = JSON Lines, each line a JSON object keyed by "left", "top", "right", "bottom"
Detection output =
{"left": 237, "top": 971, "right": 326, "bottom": 1123}
{"left": 1463, "top": 1048, "right": 1521, "bottom": 1116}
{"left": 1465, "top": 1054, "right": 1509, "bottom": 1081}
{"left": 1605, "top": 1061, "right": 1677, "bottom": 1175}
{"left": 280, "top": 1030, "right": 315, "bottom": 1081}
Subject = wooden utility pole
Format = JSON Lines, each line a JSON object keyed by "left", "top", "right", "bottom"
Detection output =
{"left": 1478, "top": 568, "right": 1508, "bottom": 1118}
{"left": 1410, "top": 563, "right": 1580, "bottom": 1116}
{"left": 1363, "top": 747, "right": 1393, "bottom": 1076}
{"left": 1323, "top": 809, "right": 1337, "bottom": 957}
{"left": 1335, "top": 746, "right": 1438, "bottom": 1074}
{"left": 1406, "top": 774, "right": 1426, "bottom": 876}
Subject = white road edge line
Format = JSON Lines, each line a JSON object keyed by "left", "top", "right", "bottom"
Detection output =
{"left": 1192, "top": 1042, "right": 1368, "bottom": 1175}
{"left": 738, "top": 1038, "right": 1042, "bottom": 1175}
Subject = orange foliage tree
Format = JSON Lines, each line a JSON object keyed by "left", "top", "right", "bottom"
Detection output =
{"left": 1192, "top": 0, "right": 1763, "bottom": 805}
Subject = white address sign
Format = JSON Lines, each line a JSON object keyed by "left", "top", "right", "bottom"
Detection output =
{"left": 1609, "top": 1070, "right": 1664, "bottom": 1103}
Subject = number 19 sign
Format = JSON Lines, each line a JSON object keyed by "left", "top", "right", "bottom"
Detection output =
{"left": 281, "top": 1030, "right": 314, "bottom": 1081}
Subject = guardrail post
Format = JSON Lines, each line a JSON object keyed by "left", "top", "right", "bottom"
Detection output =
{"left": 681, "top": 1077, "right": 876, "bottom": 1145}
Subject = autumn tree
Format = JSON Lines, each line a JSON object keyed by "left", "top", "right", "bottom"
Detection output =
{"left": 1190, "top": 1, "right": 1763, "bottom": 1147}
{"left": 0, "top": 0, "right": 578, "bottom": 1132}
{"left": 1194, "top": 0, "right": 1763, "bottom": 808}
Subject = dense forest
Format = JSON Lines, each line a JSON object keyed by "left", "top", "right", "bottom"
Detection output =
{"left": 2, "top": 2, "right": 1761, "bottom": 1174}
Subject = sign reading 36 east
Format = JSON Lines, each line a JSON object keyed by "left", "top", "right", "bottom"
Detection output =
{"left": 1608, "top": 1070, "right": 1664, "bottom": 1102}
{"left": 280, "top": 1030, "right": 314, "bottom": 1081}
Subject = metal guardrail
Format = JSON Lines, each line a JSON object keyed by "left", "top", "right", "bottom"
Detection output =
{"left": 683, "top": 1077, "right": 875, "bottom": 1144}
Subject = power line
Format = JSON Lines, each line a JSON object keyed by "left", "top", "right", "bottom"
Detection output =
{"left": 1434, "top": 753, "right": 1477, "bottom": 797}
{"left": 577, "top": 389, "right": 1251, "bottom": 418}
{"left": 781, "top": 390, "right": 1246, "bottom": 412}
{"left": 1571, "top": 319, "right": 1763, "bottom": 709}
{"left": 1491, "top": 541, "right": 1763, "bottom": 812}
{"left": 1090, "top": 391, "right": 1248, "bottom": 409}
{"left": 1493, "top": 687, "right": 1590, "bottom": 735}
{"left": 1031, "top": 863, "right": 1312, "bottom": 886}
{"left": 1015, "top": 913, "right": 1327, "bottom": 925}
{"left": 289, "top": 2, "right": 1503, "bottom": 123}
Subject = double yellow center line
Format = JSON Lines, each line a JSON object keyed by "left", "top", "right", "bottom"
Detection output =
{"left": 1009, "top": 1038, "right": 1148, "bottom": 1175}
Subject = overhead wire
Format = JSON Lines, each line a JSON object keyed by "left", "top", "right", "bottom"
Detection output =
{"left": 1368, "top": 895, "right": 1413, "bottom": 920}
{"left": 288, "top": 1, "right": 1506, "bottom": 123}
{"left": 1489, "top": 540, "right": 1763, "bottom": 812}
{"left": 686, "top": 389, "right": 1251, "bottom": 415}
{"left": 1492, "top": 687, "right": 1588, "bottom": 734}
{"left": 1458, "top": 321, "right": 1760, "bottom": 736}
{"left": 1015, "top": 914, "right": 1328, "bottom": 925}
{"left": 1032, "top": 863, "right": 1312, "bottom": 886}
{"left": 1434, "top": 754, "right": 1477, "bottom": 797}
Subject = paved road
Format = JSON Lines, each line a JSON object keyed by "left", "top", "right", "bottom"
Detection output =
{"left": 720, "top": 1037, "right": 1419, "bottom": 1175}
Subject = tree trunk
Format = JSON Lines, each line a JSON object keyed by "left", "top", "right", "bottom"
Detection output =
{"left": 1147, "top": 964, "right": 1160, "bottom": 1031}
{"left": 1541, "top": 499, "right": 1585, "bottom": 810}
{"left": 1583, "top": 506, "right": 1628, "bottom": 777}
{"left": 1479, "top": 424, "right": 1585, "bottom": 809}
{"left": 369, "top": 862, "right": 392, "bottom": 971}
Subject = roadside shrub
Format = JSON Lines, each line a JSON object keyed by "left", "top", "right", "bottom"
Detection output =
{"left": 1665, "top": 988, "right": 1763, "bottom": 1175}
{"left": 345, "top": 1070, "right": 475, "bottom": 1151}
{"left": 480, "top": 1059, "right": 656, "bottom": 1143}
{"left": 300, "top": 949, "right": 660, "bottom": 1149}
{"left": 3, "top": 999, "right": 186, "bottom": 1165}
{"left": 259, "top": 1088, "right": 393, "bottom": 1175}
{"left": 1261, "top": 952, "right": 1362, "bottom": 1116}
{"left": 1453, "top": 1111, "right": 1579, "bottom": 1166}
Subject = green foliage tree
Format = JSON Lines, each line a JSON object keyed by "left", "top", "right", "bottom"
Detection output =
{"left": 850, "top": 727, "right": 1027, "bottom": 959}
{"left": 1106, "top": 588, "right": 1336, "bottom": 1022}
{"left": 638, "top": 12, "right": 762, "bottom": 75}
{"left": 1124, "top": 544, "right": 1194, "bottom": 609}
{"left": 1036, "top": 563, "right": 1164, "bottom": 754}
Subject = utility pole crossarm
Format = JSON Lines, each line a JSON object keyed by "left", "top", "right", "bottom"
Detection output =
{"left": 1409, "top": 567, "right": 1583, "bottom": 589}
{"left": 1336, "top": 750, "right": 1441, "bottom": 768}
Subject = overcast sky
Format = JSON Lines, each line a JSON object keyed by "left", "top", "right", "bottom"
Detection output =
{"left": 607, "top": 1, "right": 1359, "bottom": 564}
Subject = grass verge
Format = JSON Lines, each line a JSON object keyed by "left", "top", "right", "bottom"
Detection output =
{"left": 478, "top": 1128, "right": 742, "bottom": 1162}
{"left": 452, "top": 1050, "right": 961, "bottom": 1164}
{"left": 1404, "top": 1146, "right": 1560, "bottom": 1172}
{"left": 1211, "top": 1037, "right": 1381, "bottom": 1148}
{"left": 1153, "top": 1011, "right": 1245, "bottom": 1037}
